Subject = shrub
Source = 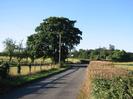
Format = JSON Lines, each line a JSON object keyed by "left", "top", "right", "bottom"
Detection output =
{"left": 80, "top": 59, "right": 90, "bottom": 64}
{"left": 0, "top": 62, "right": 10, "bottom": 79}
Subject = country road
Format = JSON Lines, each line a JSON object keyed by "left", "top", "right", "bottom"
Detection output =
{"left": 0, "top": 64, "right": 87, "bottom": 99}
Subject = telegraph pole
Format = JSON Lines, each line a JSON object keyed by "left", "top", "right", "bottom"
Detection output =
{"left": 59, "top": 33, "right": 61, "bottom": 67}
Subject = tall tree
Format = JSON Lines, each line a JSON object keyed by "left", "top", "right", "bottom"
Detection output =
{"left": 3, "top": 38, "right": 16, "bottom": 62}
{"left": 27, "top": 34, "right": 38, "bottom": 63}
{"left": 27, "top": 17, "right": 82, "bottom": 63}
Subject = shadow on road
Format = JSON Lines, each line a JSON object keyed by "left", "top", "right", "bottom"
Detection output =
{"left": 0, "top": 64, "right": 88, "bottom": 99}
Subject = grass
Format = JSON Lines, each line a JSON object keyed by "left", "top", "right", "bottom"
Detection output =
{"left": 77, "top": 61, "right": 133, "bottom": 99}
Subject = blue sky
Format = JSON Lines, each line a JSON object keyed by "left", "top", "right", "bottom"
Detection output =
{"left": 0, "top": 0, "right": 133, "bottom": 52}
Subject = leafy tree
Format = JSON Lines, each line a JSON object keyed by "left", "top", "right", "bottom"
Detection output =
{"left": 111, "top": 50, "right": 128, "bottom": 62}
{"left": 27, "top": 17, "right": 82, "bottom": 63}
{"left": 78, "top": 49, "right": 89, "bottom": 59}
{"left": 15, "top": 41, "right": 24, "bottom": 74}
{"left": 0, "top": 62, "right": 10, "bottom": 79}
{"left": 69, "top": 47, "right": 133, "bottom": 62}
{"left": 15, "top": 41, "right": 24, "bottom": 63}
{"left": 3, "top": 38, "right": 16, "bottom": 62}
{"left": 27, "top": 34, "right": 39, "bottom": 63}
{"left": 90, "top": 49, "right": 100, "bottom": 60}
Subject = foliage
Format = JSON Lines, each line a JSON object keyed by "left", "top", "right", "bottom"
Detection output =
{"left": 111, "top": 50, "right": 130, "bottom": 62}
{"left": 72, "top": 45, "right": 133, "bottom": 62}
{"left": 27, "top": 34, "right": 39, "bottom": 63}
{"left": 3, "top": 38, "right": 16, "bottom": 62}
{"left": 92, "top": 77, "right": 133, "bottom": 99}
{"left": 15, "top": 41, "right": 24, "bottom": 62}
{"left": 0, "top": 62, "right": 10, "bottom": 79}
{"left": 80, "top": 59, "right": 90, "bottom": 64}
{"left": 71, "top": 49, "right": 91, "bottom": 59}
{"left": 27, "top": 17, "right": 82, "bottom": 63}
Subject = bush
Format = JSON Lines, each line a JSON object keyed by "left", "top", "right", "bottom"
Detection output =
{"left": 0, "top": 62, "right": 10, "bottom": 79}
{"left": 80, "top": 59, "right": 90, "bottom": 64}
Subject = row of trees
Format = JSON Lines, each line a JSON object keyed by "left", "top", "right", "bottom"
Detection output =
{"left": 2, "top": 39, "right": 28, "bottom": 63}
{"left": 0, "top": 17, "right": 82, "bottom": 65}
{"left": 71, "top": 45, "right": 133, "bottom": 62}
{"left": 0, "top": 17, "right": 82, "bottom": 78}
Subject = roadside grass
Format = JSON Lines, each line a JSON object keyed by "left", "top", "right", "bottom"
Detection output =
{"left": 77, "top": 61, "right": 133, "bottom": 99}
{"left": 0, "top": 66, "right": 69, "bottom": 94}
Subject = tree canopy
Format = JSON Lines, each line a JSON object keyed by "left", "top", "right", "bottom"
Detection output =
{"left": 3, "top": 38, "right": 16, "bottom": 62}
{"left": 71, "top": 47, "right": 133, "bottom": 62}
{"left": 27, "top": 17, "right": 82, "bottom": 63}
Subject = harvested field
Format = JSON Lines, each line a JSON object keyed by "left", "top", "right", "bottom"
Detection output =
{"left": 9, "top": 65, "right": 58, "bottom": 76}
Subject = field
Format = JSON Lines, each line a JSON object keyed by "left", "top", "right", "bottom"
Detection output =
{"left": 78, "top": 61, "right": 133, "bottom": 99}
{"left": 0, "top": 56, "right": 58, "bottom": 76}
{"left": 114, "top": 62, "right": 133, "bottom": 71}
{"left": 9, "top": 65, "right": 58, "bottom": 75}
{"left": 0, "top": 56, "right": 79, "bottom": 76}
{"left": 66, "top": 58, "right": 80, "bottom": 63}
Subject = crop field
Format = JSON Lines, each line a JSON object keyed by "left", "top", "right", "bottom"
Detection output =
{"left": 0, "top": 56, "right": 58, "bottom": 76}
{"left": 78, "top": 61, "right": 133, "bottom": 99}
{"left": 114, "top": 62, "right": 133, "bottom": 71}
{"left": 66, "top": 58, "right": 80, "bottom": 63}
{"left": 0, "top": 56, "right": 80, "bottom": 76}
{"left": 9, "top": 65, "right": 57, "bottom": 76}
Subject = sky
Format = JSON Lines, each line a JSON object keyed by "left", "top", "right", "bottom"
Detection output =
{"left": 0, "top": 0, "right": 133, "bottom": 52}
